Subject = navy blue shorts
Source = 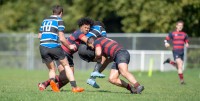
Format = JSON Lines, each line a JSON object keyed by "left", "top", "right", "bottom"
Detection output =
{"left": 112, "top": 49, "right": 130, "bottom": 70}
{"left": 173, "top": 50, "right": 184, "bottom": 60}
{"left": 55, "top": 51, "right": 74, "bottom": 67}
{"left": 78, "top": 43, "right": 95, "bottom": 62}
{"left": 39, "top": 45, "right": 65, "bottom": 64}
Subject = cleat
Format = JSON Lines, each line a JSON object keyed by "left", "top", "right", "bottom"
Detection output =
{"left": 50, "top": 80, "right": 60, "bottom": 92}
{"left": 87, "top": 79, "right": 100, "bottom": 88}
{"left": 91, "top": 71, "right": 105, "bottom": 78}
{"left": 136, "top": 85, "right": 144, "bottom": 94}
{"left": 72, "top": 87, "right": 84, "bottom": 92}
{"left": 180, "top": 80, "right": 186, "bottom": 85}
{"left": 38, "top": 83, "right": 45, "bottom": 91}
{"left": 129, "top": 86, "right": 137, "bottom": 94}
{"left": 163, "top": 58, "right": 171, "bottom": 64}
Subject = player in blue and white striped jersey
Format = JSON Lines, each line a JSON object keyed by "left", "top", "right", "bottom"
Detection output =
{"left": 38, "top": 5, "right": 84, "bottom": 93}
{"left": 86, "top": 21, "right": 107, "bottom": 38}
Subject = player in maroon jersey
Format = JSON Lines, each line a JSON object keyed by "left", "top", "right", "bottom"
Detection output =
{"left": 163, "top": 21, "right": 189, "bottom": 84}
{"left": 87, "top": 37, "right": 144, "bottom": 94}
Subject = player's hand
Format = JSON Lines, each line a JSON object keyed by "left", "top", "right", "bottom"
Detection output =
{"left": 185, "top": 43, "right": 189, "bottom": 48}
{"left": 69, "top": 44, "right": 77, "bottom": 51}
{"left": 165, "top": 42, "right": 170, "bottom": 48}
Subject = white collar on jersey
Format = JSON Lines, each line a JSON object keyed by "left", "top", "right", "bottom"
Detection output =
{"left": 50, "top": 15, "right": 60, "bottom": 17}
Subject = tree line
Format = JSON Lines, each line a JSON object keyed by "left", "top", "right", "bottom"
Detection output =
{"left": 0, "top": 0, "right": 199, "bottom": 37}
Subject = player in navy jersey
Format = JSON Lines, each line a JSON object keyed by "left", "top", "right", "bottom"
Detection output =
{"left": 163, "top": 21, "right": 189, "bottom": 84}
{"left": 78, "top": 21, "right": 112, "bottom": 88}
{"left": 38, "top": 17, "right": 94, "bottom": 91}
{"left": 87, "top": 37, "right": 144, "bottom": 94}
{"left": 38, "top": 5, "right": 84, "bottom": 92}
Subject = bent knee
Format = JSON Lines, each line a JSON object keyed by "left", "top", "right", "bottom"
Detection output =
{"left": 108, "top": 77, "right": 117, "bottom": 84}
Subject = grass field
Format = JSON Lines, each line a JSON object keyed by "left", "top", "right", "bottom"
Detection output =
{"left": 0, "top": 68, "right": 200, "bottom": 101}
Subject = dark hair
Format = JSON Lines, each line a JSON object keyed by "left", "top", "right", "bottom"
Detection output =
{"left": 94, "top": 21, "right": 105, "bottom": 28}
{"left": 52, "top": 5, "right": 63, "bottom": 15}
{"left": 87, "top": 36, "right": 96, "bottom": 44}
{"left": 77, "top": 17, "right": 94, "bottom": 27}
{"left": 176, "top": 20, "right": 184, "bottom": 25}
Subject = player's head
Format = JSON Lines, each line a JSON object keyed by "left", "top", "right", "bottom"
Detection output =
{"left": 176, "top": 20, "right": 184, "bottom": 31}
{"left": 87, "top": 36, "right": 96, "bottom": 49}
{"left": 78, "top": 17, "right": 94, "bottom": 34}
{"left": 94, "top": 21, "right": 105, "bottom": 28}
{"left": 52, "top": 5, "right": 63, "bottom": 17}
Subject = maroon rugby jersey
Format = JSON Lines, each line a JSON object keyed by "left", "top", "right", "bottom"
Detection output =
{"left": 165, "top": 31, "right": 189, "bottom": 51}
{"left": 93, "top": 37, "right": 123, "bottom": 58}
{"left": 62, "top": 29, "right": 85, "bottom": 55}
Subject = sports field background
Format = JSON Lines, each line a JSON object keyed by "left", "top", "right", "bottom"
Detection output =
{"left": 0, "top": 68, "right": 199, "bottom": 101}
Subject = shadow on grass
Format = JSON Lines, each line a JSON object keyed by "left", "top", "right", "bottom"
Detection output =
{"left": 45, "top": 89, "right": 131, "bottom": 94}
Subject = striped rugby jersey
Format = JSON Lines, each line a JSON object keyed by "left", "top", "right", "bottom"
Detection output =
{"left": 94, "top": 37, "right": 123, "bottom": 58}
{"left": 86, "top": 25, "right": 107, "bottom": 38}
{"left": 166, "top": 31, "right": 189, "bottom": 51}
{"left": 39, "top": 15, "right": 65, "bottom": 48}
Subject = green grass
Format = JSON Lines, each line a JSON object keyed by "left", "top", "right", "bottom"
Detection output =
{"left": 0, "top": 68, "right": 200, "bottom": 101}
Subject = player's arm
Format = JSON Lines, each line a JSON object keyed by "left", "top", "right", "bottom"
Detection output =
{"left": 79, "top": 34, "right": 88, "bottom": 44}
{"left": 95, "top": 44, "right": 102, "bottom": 60}
{"left": 59, "top": 32, "right": 76, "bottom": 50}
{"left": 164, "top": 33, "right": 172, "bottom": 48}
{"left": 38, "top": 33, "right": 41, "bottom": 39}
{"left": 184, "top": 34, "right": 189, "bottom": 48}
{"left": 38, "top": 24, "right": 43, "bottom": 39}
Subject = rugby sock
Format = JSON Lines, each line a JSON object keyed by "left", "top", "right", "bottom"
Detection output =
{"left": 93, "top": 62, "right": 102, "bottom": 72}
{"left": 42, "top": 79, "right": 51, "bottom": 88}
{"left": 126, "top": 84, "right": 135, "bottom": 93}
{"left": 55, "top": 75, "right": 60, "bottom": 82}
{"left": 169, "top": 61, "right": 176, "bottom": 65}
{"left": 126, "top": 84, "right": 132, "bottom": 90}
{"left": 134, "top": 82, "right": 140, "bottom": 89}
{"left": 57, "top": 81, "right": 67, "bottom": 89}
{"left": 70, "top": 81, "right": 77, "bottom": 88}
{"left": 178, "top": 73, "right": 184, "bottom": 81}
{"left": 57, "top": 77, "right": 69, "bottom": 89}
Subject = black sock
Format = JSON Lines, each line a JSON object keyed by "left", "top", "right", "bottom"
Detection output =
{"left": 70, "top": 81, "right": 77, "bottom": 88}
{"left": 93, "top": 62, "right": 102, "bottom": 72}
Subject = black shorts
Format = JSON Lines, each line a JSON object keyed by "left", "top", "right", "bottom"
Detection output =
{"left": 55, "top": 51, "right": 74, "bottom": 67}
{"left": 173, "top": 50, "right": 184, "bottom": 60}
{"left": 114, "top": 49, "right": 130, "bottom": 65}
{"left": 39, "top": 45, "right": 65, "bottom": 64}
{"left": 111, "top": 63, "right": 118, "bottom": 70}
{"left": 78, "top": 43, "right": 95, "bottom": 62}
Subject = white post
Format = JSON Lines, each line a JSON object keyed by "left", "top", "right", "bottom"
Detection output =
{"left": 183, "top": 45, "right": 187, "bottom": 70}
{"left": 26, "top": 33, "right": 34, "bottom": 70}
{"left": 141, "top": 51, "right": 145, "bottom": 71}
{"left": 160, "top": 51, "right": 164, "bottom": 72}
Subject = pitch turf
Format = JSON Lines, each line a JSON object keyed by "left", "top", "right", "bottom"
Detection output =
{"left": 0, "top": 68, "right": 199, "bottom": 101}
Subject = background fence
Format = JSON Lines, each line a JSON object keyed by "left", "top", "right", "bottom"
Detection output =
{"left": 0, "top": 33, "right": 199, "bottom": 71}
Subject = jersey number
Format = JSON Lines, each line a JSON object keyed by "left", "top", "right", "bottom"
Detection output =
{"left": 43, "top": 21, "right": 52, "bottom": 31}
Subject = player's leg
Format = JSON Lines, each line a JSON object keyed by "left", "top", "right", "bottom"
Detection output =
{"left": 59, "top": 57, "right": 84, "bottom": 92}
{"left": 87, "top": 56, "right": 112, "bottom": 88}
{"left": 90, "top": 55, "right": 107, "bottom": 78}
{"left": 175, "top": 58, "right": 185, "bottom": 84}
{"left": 108, "top": 63, "right": 136, "bottom": 94}
{"left": 38, "top": 46, "right": 59, "bottom": 92}
{"left": 78, "top": 43, "right": 104, "bottom": 88}
{"left": 56, "top": 54, "right": 75, "bottom": 89}
{"left": 163, "top": 58, "right": 178, "bottom": 68}
{"left": 115, "top": 50, "right": 144, "bottom": 94}
{"left": 45, "top": 61, "right": 60, "bottom": 92}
